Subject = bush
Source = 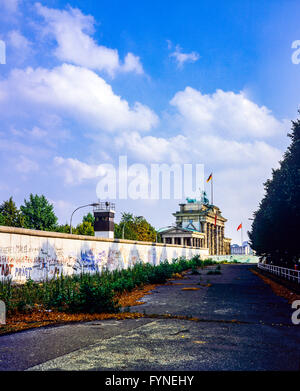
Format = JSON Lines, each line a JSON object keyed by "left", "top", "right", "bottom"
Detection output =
{"left": 0, "top": 255, "right": 216, "bottom": 315}
{"left": 74, "top": 281, "right": 119, "bottom": 314}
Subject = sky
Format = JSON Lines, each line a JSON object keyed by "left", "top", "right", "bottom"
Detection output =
{"left": 0, "top": 0, "right": 299, "bottom": 244}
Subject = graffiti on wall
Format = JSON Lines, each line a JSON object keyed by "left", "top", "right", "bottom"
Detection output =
{"left": 0, "top": 232, "right": 209, "bottom": 283}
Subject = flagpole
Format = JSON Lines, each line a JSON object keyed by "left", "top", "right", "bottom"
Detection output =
{"left": 241, "top": 224, "right": 243, "bottom": 247}
{"left": 211, "top": 173, "right": 213, "bottom": 205}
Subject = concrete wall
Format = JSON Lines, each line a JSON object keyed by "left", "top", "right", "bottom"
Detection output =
{"left": 210, "top": 254, "right": 259, "bottom": 263}
{"left": 0, "top": 226, "right": 209, "bottom": 283}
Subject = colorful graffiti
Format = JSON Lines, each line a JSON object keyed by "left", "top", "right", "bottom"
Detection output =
{"left": 0, "top": 229, "right": 209, "bottom": 283}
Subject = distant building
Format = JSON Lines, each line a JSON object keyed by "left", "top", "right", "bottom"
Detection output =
{"left": 231, "top": 241, "right": 254, "bottom": 255}
{"left": 160, "top": 193, "right": 231, "bottom": 255}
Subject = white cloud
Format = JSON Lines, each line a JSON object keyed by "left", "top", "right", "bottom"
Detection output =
{"left": 106, "top": 86, "right": 285, "bottom": 243}
{"left": 7, "top": 30, "right": 32, "bottom": 64}
{"left": 122, "top": 53, "right": 144, "bottom": 75}
{"left": 35, "top": 3, "right": 144, "bottom": 77}
{"left": 0, "top": 63, "right": 158, "bottom": 133}
{"left": 54, "top": 156, "right": 106, "bottom": 185}
{"left": 114, "top": 129, "right": 282, "bottom": 168}
{"left": 15, "top": 155, "right": 39, "bottom": 173}
{"left": 114, "top": 131, "right": 188, "bottom": 163}
{"left": 169, "top": 44, "right": 199, "bottom": 68}
{"left": 170, "top": 87, "right": 286, "bottom": 138}
{"left": 8, "top": 30, "right": 30, "bottom": 50}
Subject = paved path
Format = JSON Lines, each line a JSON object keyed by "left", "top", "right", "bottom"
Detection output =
{"left": 0, "top": 264, "right": 299, "bottom": 371}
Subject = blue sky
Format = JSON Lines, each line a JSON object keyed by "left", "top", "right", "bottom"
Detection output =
{"left": 0, "top": 0, "right": 299, "bottom": 243}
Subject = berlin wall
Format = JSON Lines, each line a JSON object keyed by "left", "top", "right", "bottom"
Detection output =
{"left": 210, "top": 254, "right": 259, "bottom": 263}
{"left": 0, "top": 226, "right": 209, "bottom": 284}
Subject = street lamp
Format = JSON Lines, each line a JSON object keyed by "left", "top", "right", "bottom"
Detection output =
{"left": 70, "top": 203, "right": 100, "bottom": 234}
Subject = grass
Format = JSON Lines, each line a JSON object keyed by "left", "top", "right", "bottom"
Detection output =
{"left": 0, "top": 256, "right": 218, "bottom": 316}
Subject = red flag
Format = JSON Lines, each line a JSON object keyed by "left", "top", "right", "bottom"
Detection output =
{"left": 237, "top": 223, "right": 242, "bottom": 231}
{"left": 214, "top": 214, "right": 217, "bottom": 226}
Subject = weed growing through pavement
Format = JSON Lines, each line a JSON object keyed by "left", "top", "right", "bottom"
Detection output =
{"left": 0, "top": 256, "right": 218, "bottom": 315}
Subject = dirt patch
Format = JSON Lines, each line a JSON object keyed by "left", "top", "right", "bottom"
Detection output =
{"left": 0, "top": 311, "right": 146, "bottom": 336}
{"left": 116, "top": 284, "right": 157, "bottom": 307}
{"left": 0, "top": 283, "right": 159, "bottom": 336}
{"left": 251, "top": 268, "right": 300, "bottom": 304}
{"left": 0, "top": 267, "right": 213, "bottom": 336}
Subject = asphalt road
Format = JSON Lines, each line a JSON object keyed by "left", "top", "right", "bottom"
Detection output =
{"left": 0, "top": 264, "right": 299, "bottom": 371}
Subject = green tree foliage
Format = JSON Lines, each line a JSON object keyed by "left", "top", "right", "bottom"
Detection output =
{"left": 82, "top": 212, "right": 95, "bottom": 225}
{"left": 114, "top": 212, "right": 157, "bottom": 241}
{"left": 0, "top": 197, "right": 24, "bottom": 227}
{"left": 74, "top": 221, "right": 94, "bottom": 236}
{"left": 53, "top": 214, "right": 95, "bottom": 236}
{"left": 249, "top": 114, "right": 300, "bottom": 267}
{"left": 54, "top": 224, "right": 71, "bottom": 234}
{"left": 20, "top": 194, "right": 58, "bottom": 231}
{"left": 0, "top": 213, "right": 5, "bottom": 225}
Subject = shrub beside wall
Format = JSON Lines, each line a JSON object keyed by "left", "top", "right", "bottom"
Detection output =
{"left": 0, "top": 256, "right": 217, "bottom": 315}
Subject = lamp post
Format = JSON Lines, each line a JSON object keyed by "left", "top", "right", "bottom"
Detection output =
{"left": 70, "top": 203, "right": 100, "bottom": 234}
{"left": 122, "top": 222, "right": 126, "bottom": 239}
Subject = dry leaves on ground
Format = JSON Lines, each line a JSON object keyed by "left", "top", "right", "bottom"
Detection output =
{"left": 251, "top": 269, "right": 300, "bottom": 304}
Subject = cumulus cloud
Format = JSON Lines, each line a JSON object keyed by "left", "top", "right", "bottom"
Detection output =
{"left": 114, "top": 132, "right": 188, "bottom": 163}
{"left": 54, "top": 157, "right": 107, "bottom": 185}
{"left": 113, "top": 129, "right": 282, "bottom": 168}
{"left": 170, "top": 87, "right": 286, "bottom": 139}
{"left": 0, "top": 63, "right": 158, "bottom": 133}
{"left": 169, "top": 44, "right": 199, "bottom": 68}
{"left": 35, "top": 3, "right": 144, "bottom": 77}
{"left": 8, "top": 30, "right": 30, "bottom": 50}
{"left": 105, "top": 86, "right": 285, "bottom": 242}
{"left": 111, "top": 87, "right": 284, "bottom": 167}
{"left": 7, "top": 30, "right": 32, "bottom": 63}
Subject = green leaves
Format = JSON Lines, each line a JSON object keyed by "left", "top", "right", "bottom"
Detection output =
{"left": 20, "top": 194, "right": 58, "bottom": 231}
{"left": 74, "top": 221, "right": 94, "bottom": 236}
{"left": 115, "top": 212, "right": 158, "bottom": 241}
{"left": 249, "top": 114, "right": 300, "bottom": 266}
{"left": 0, "top": 255, "right": 212, "bottom": 315}
{"left": 0, "top": 197, "right": 25, "bottom": 227}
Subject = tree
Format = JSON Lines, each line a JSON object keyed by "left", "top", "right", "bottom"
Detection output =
{"left": 53, "top": 214, "right": 95, "bottom": 236}
{"left": 74, "top": 221, "right": 94, "bottom": 236}
{"left": 20, "top": 194, "right": 58, "bottom": 231}
{"left": 115, "top": 213, "right": 137, "bottom": 240}
{"left": 0, "top": 197, "right": 24, "bottom": 227}
{"left": 54, "top": 223, "right": 71, "bottom": 234}
{"left": 114, "top": 212, "right": 157, "bottom": 242}
{"left": 249, "top": 113, "right": 300, "bottom": 267}
{"left": 0, "top": 213, "right": 5, "bottom": 225}
{"left": 83, "top": 212, "right": 95, "bottom": 225}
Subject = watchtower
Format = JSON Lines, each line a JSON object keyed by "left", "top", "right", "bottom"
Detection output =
{"left": 93, "top": 202, "right": 115, "bottom": 239}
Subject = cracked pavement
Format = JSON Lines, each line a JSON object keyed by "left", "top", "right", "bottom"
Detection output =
{"left": 0, "top": 264, "right": 299, "bottom": 371}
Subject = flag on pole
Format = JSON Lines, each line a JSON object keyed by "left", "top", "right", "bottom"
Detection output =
{"left": 214, "top": 214, "right": 217, "bottom": 226}
{"left": 237, "top": 223, "right": 242, "bottom": 231}
{"left": 206, "top": 173, "right": 212, "bottom": 183}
